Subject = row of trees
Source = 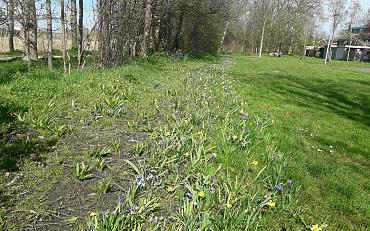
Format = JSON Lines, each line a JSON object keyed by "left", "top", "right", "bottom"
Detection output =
{"left": 1, "top": 0, "right": 369, "bottom": 68}
{"left": 1, "top": 0, "right": 84, "bottom": 70}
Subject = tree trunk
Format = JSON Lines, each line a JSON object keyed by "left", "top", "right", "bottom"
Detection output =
{"left": 259, "top": 17, "right": 266, "bottom": 59}
{"left": 141, "top": 0, "right": 152, "bottom": 58}
{"left": 46, "top": 0, "right": 53, "bottom": 69}
{"left": 71, "top": 0, "right": 78, "bottom": 49}
{"left": 7, "top": 0, "right": 15, "bottom": 52}
{"left": 61, "top": 0, "right": 67, "bottom": 73}
{"left": 78, "top": 0, "right": 84, "bottom": 68}
{"left": 219, "top": 21, "right": 230, "bottom": 52}
{"left": 29, "top": 0, "right": 38, "bottom": 60}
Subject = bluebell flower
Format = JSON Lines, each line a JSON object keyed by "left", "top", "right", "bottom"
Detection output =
{"left": 244, "top": 112, "right": 249, "bottom": 121}
{"left": 287, "top": 179, "right": 293, "bottom": 188}
{"left": 277, "top": 183, "right": 283, "bottom": 194}
{"left": 136, "top": 176, "right": 146, "bottom": 188}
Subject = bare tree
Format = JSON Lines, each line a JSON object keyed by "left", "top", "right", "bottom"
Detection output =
{"left": 61, "top": 0, "right": 67, "bottom": 73}
{"left": 46, "top": 0, "right": 53, "bottom": 69}
{"left": 325, "top": 0, "right": 347, "bottom": 65}
{"left": 77, "top": 0, "right": 83, "bottom": 68}
{"left": 7, "top": 0, "right": 15, "bottom": 52}
{"left": 346, "top": 0, "right": 362, "bottom": 61}
{"left": 71, "top": 0, "right": 78, "bottom": 49}
{"left": 141, "top": 0, "right": 152, "bottom": 58}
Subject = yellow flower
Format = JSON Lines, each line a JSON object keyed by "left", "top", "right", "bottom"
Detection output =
{"left": 251, "top": 160, "right": 259, "bottom": 166}
{"left": 225, "top": 202, "right": 232, "bottom": 209}
{"left": 89, "top": 212, "right": 97, "bottom": 217}
{"left": 310, "top": 224, "right": 322, "bottom": 231}
{"left": 198, "top": 191, "right": 205, "bottom": 198}
{"left": 267, "top": 200, "right": 276, "bottom": 208}
{"left": 184, "top": 120, "right": 189, "bottom": 124}
{"left": 167, "top": 186, "right": 174, "bottom": 193}
{"left": 165, "top": 131, "right": 171, "bottom": 137}
{"left": 232, "top": 135, "right": 238, "bottom": 140}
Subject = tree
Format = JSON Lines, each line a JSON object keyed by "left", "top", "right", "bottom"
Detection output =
{"left": 141, "top": 0, "right": 152, "bottom": 58}
{"left": 7, "top": 0, "right": 15, "bottom": 52}
{"left": 325, "top": 0, "right": 348, "bottom": 65}
{"left": 77, "top": 0, "right": 83, "bottom": 68}
{"left": 60, "top": 0, "right": 67, "bottom": 73}
{"left": 346, "top": 0, "right": 362, "bottom": 61}
{"left": 71, "top": 0, "right": 78, "bottom": 49}
{"left": 46, "top": 0, "right": 53, "bottom": 69}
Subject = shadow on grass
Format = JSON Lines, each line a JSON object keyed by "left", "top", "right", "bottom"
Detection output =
{"left": 257, "top": 72, "right": 370, "bottom": 127}
{"left": 0, "top": 102, "right": 56, "bottom": 171}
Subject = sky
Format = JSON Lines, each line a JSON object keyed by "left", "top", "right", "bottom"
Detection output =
{"left": 33, "top": 0, "right": 370, "bottom": 33}
{"left": 321, "top": 0, "right": 370, "bottom": 34}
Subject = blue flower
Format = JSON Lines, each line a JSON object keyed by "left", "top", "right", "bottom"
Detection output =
{"left": 277, "top": 183, "right": 283, "bottom": 194}
{"left": 136, "top": 176, "right": 146, "bottom": 188}
{"left": 244, "top": 112, "right": 249, "bottom": 121}
{"left": 287, "top": 179, "right": 293, "bottom": 187}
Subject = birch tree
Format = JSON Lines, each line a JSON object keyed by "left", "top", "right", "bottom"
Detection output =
{"left": 46, "top": 0, "right": 53, "bottom": 69}
{"left": 7, "top": 0, "right": 15, "bottom": 52}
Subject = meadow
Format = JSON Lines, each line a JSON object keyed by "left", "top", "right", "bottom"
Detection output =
{"left": 0, "top": 53, "right": 369, "bottom": 230}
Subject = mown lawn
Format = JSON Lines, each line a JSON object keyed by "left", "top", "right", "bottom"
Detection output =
{"left": 230, "top": 53, "right": 370, "bottom": 230}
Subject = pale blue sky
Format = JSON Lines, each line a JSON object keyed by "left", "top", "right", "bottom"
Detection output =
{"left": 36, "top": 0, "right": 370, "bottom": 33}
{"left": 321, "top": 0, "right": 370, "bottom": 33}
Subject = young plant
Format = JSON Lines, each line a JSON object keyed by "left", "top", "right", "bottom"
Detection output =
{"left": 96, "top": 158, "right": 109, "bottom": 172}
{"left": 74, "top": 162, "right": 93, "bottom": 181}
{"left": 97, "top": 179, "right": 112, "bottom": 194}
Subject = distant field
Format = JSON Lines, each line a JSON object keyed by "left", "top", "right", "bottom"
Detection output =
{"left": 230, "top": 53, "right": 370, "bottom": 230}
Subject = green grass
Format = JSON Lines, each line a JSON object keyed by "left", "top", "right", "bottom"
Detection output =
{"left": 0, "top": 53, "right": 368, "bottom": 230}
{"left": 230, "top": 53, "right": 370, "bottom": 230}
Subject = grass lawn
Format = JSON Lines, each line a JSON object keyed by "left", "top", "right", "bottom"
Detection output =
{"left": 0, "top": 53, "right": 368, "bottom": 230}
{"left": 230, "top": 53, "right": 370, "bottom": 230}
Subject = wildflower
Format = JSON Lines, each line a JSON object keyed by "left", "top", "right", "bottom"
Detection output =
{"left": 277, "top": 183, "right": 283, "bottom": 194}
{"left": 243, "top": 112, "right": 249, "bottom": 121}
{"left": 107, "top": 108, "right": 114, "bottom": 116}
{"left": 209, "top": 153, "right": 217, "bottom": 162}
{"left": 210, "top": 187, "right": 216, "bottom": 195}
{"left": 89, "top": 212, "right": 97, "bottom": 217}
{"left": 165, "top": 131, "right": 171, "bottom": 137}
{"left": 146, "top": 174, "right": 154, "bottom": 181}
{"left": 136, "top": 176, "right": 146, "bottom": 188}
{"left": 287, "top": 179, "right": 293, "bottom": 188}
{"left": 149, "top": 216, "right": 158, "bottom": 224}
{"left": 193, "top": 201, "right": 198, "bottom": 208}
{"left": 225, "top": 202, "right": 232, "bottom": 209}
{"left": 251, "top": 160, "right": 259, "bottom": 166}
{"left": 167, "top": 186, "right": 174, "bottom": 193}
{"left": 232, "top": 135, "right": 238, "bottom": 141}
{"left": 198, "top": 191, "right": 205, "bottom": 198}
{"left": 186, "top": 192, "right": 193, "bottom": 199}
{"left": 310, "top": 224, "right": 322, "bottom": 231}
{"left": 267, "top": 200, "right": 276, "bottom": 208}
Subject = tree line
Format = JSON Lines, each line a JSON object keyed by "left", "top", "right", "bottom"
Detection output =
{"left": 1, "top": 0, "right": 369, "bottom": 68}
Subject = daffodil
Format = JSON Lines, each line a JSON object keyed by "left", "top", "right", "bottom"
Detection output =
{"left": 267, "top": 200, "right": 276, "bottom": 208}
{"left": 89, "top": 212, "right": 97, "bottom": 217}
{"left": 310, "top": 224, "right": 322, "bottom": 231}
{"left": 251, "top": 160, "right": 259, "bottom": 166}
{"left": 225, "top": 202, "right": 232, "bottom": 209}
{"left": 198, "top": 191, "right": 205, "bottom": 198}
{"left": 167, "top": 186, "right": 174, "bottom": 193}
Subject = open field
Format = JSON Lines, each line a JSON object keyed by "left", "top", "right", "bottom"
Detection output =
{"left": 230, "top": 54, "right": 370, "bottom": 230}
{"left": 0, "top": 54, "right": 369, "bottom": 230}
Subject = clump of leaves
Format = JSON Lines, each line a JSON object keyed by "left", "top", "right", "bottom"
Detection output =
{"left": 75, "top": 162, "right": 93, "bottom": 181}
{"left": 84, "top": 146, "right": 111, "bottom": 158}
{"left": 96, "top": 158, "right": 109, "bottom": 172}
{"left": 97, "top": 179, "right": 112, "bottom": 194}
